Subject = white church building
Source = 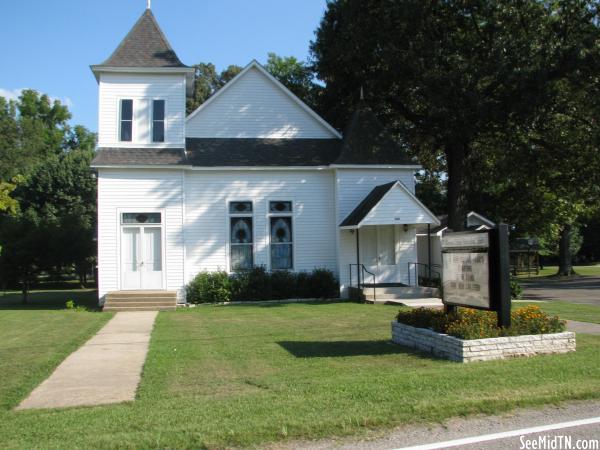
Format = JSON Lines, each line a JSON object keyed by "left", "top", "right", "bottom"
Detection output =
{"left": 90, "top": 7, "right": 440, "bottom": 308}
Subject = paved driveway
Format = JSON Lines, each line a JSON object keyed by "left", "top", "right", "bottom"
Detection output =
{"left": 520, "top": 276, "right": 600, "bottom": 305}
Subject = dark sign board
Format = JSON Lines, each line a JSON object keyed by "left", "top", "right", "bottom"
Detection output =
{"left": 441, "top": 225, "right": 512, "bottom": 327}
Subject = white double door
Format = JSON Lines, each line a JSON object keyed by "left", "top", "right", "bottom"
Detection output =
{"left": 121, "top": 226, "right": 163, "bottom": 290}
{"left": 361, "top": 225, "right": 398, "bottom": 284}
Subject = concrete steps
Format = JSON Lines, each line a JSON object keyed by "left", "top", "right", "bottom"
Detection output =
{"left": 103, "top": 291, "right": 177, "bottom": 312}
{"left": 363, "top": 286, "right": 440, "bottom": 301}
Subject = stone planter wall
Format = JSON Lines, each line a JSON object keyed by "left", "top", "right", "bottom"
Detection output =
{"left": 391, "top": 322, "right": 576, "bottom": 363}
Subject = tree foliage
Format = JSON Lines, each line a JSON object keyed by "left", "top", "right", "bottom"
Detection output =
{"left": 0, "top": 91, "right": 97, "bottom": 300}
{"left": 310, "top": 0, "right": 600, "bottom": 234}
{"left": 264, "top": 53, "right": 322, "bottom": 110}
{"left": 186, "top": 54, "right": 322, "bottom": 114}
{"left": 186, "top": 63, "right": 243, "bottom": 115}
{"left": 0, "top": 90, "right": 71, "bottom": 180}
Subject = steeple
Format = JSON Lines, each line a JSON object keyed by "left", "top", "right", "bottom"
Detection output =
{"left": 92, "top": 9, "right": 188, "bottom": 70}
{"left": 336, "top": 102, "right": 415, "bottom": 165}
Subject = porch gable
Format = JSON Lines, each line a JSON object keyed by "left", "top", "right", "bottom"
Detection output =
{"left": 340, "top": 181, "right": 440, "bottom": 229}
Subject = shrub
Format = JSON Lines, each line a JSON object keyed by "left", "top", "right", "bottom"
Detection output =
{"left": 510, "top": 276, "right": 523, "bottom": 299}
{"left": 230, "top": 266, "right": 272, "bottom": 301}
{"left": 186, "top": 271, "right": 231, "bottom": 304}
{"left": 270, "top": 270, "right": 297, "bottom": 300}
{"left": 65, "top": 299, "right": 87, "bottom": 312}
{"left": 396, "top": 305, "right": 566, "bottom": 340}
{"left": 185, "top": 267, "right": 339, "bottom": 303}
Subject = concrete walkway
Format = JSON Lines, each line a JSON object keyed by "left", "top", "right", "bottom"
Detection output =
{"left": 567, "top": 320, "right": 600, "bottom": 335}
{"left": 16, "top": 311, "right": 158, "bottom": 410}
{"left": 521, "top": 276, "right": 600, "bottom": 305}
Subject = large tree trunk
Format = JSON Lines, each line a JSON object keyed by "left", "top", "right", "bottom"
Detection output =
{"left": 557, "top": 224, "right": 574, "bottom": 276}
{"left": 445, "top": 143, "right": 468, "bottom": 231}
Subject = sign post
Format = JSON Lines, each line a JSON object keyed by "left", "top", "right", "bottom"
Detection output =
{"left": 441, "top": 224, "right": 511, "bottom": 328}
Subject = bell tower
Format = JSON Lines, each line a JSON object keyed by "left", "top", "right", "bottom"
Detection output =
{"left": 91, "top": 8, "right": 193, "bottom": 148}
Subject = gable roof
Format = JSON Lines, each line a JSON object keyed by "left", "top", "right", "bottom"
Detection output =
{"left": 416, "top": 211, "right": 496, "bottom": 236}
{"left": 93, "top": 9, "right": 188, "bottom": 70}
{"left": 340, "top": 181, "right": 440, "bottom": 228}
{"left": 466, "top": 211, "right": 496, "bottom": 229}
{"left": 335, "top": 102, "right": 415, "bottom": 165}
{"left": 186, "top": 60, "right": 342, "bottom": 139}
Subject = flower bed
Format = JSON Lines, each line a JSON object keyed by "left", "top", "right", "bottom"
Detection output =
{"left": 392, "top": 306, "right": 576, "bottom": 362}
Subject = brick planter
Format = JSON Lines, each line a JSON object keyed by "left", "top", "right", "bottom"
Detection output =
{"left": 391, "top": 321, "right": 576, "bottom": 363}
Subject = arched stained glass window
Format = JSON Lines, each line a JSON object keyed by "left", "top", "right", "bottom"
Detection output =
{"left": 270, "top": 216, "right": 292, "bottom": 270}
{"left": 230, "top": 213, "right": 253, "bottom": 271}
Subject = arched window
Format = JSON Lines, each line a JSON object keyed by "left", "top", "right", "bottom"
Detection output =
{"left": 229, "top": 202, "right": 253, "bottom": 270}
{"left": 269, "top": 201, "right": 293, "bottom": 270}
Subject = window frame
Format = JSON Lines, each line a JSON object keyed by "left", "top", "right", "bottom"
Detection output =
{"left": 228, "top": 200, "right": 254, "bottom": 272}
{"left": 151, "top": 99, "right": 166, "bottom": 143}
{"left": 267, "top": 200, "right": 295, "bottom": 271}
{"left": 119, "top": 99, "right": 133, "bottom": 142}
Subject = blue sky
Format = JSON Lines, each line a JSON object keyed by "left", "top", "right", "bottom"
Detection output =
{"left": 0, "top": 0, "right": 328, "bottom": 132}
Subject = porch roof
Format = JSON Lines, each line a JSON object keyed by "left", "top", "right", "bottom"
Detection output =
{"left": 340, "top": 181, "right": 441, "bottom": 229}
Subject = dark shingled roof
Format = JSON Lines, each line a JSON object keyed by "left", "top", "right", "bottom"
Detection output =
{"left": 90, "top": 103, "right": 423, "bottom": 168}
{"left": 92, "top": 148, "right": 186, "bottom": 166}
{"left": 340, "top": 181, "right": 397, "bottom": 227}
{"left": 335, "top": 102, "right": 415, "bottom": 165}
{"left": 95, "top": 9, "right": 187, "bottom": 68}
{"left": 185, "top": 138, "right": 341, "bottom": 166}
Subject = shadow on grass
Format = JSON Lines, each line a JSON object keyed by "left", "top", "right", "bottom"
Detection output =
{"left": 0, "top": 289, "right": 99, "bottom": 311}
{"left": 278, "top": 339, "right": 420, "bottom": 358}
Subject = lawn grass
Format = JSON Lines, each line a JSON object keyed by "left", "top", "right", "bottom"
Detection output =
{"left": 517, "top": 264, "right": 600, "bottom": 278}
{"left": 0, "top": 309, "right": 111, "bottom": 411}
{"left": 514, "top": 300, "right": 600, "bottom": 324}
{"left": 0, "top": 288, "right": 99, "bottom": 310}
{"left": 1, "top": 302, "right": 599, "bottom": 449}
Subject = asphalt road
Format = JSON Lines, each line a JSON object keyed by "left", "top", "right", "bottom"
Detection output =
{"left": 276, "top": 400, "right": 600, "bottom": 450}
{"left": 520, "top": 276, "right": 600, "bottom": 305}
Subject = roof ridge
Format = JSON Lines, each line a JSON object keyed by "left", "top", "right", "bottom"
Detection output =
{"left": 99, "top": 10, "right": 150, "bottom": 66}
{"left": 144, "top": 9, "right": 178, "bottom": 60}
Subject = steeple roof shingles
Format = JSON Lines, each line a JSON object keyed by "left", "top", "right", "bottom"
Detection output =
{"left": 95, "top": 9, "right": 187, "bottom": 68}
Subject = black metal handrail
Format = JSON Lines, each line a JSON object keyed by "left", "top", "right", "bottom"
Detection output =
{"left": 407, "top": 262, "right": 441, "bottom": 286}
{"left": 349, "top": 263, "right": 376, "bottom": 302}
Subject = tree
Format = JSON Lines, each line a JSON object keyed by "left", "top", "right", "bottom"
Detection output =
{"left": 0, "top": 92, "right": 97, "bottom": 300}
{"left": 466, "top": 71, "right": 600, "bottom": 276}
{"left": 264, "top": 53, "right": 322, "bottom": 110}
{"left": 186, "top": 63, "right": 242, "bottom": 114}
{"left": 310, "top": 0, "right": 600, "bottom": 231}
{"left": 415, "top": 171, "right": 446, "bottom": 216}
{"left": 0, "top": 179, "right": 18, "bottom": 216}
{"left": 0, "top": 90, "right": 71, "bottom": 181}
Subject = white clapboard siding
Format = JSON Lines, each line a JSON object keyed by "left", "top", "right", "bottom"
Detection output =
{"left": 97, "top": 169, "right": 185, "bottom": 300}
{"left": 184, "top": 170, "right": 337, "bottom": 281}
{"left": 186, "top": 66, "right": 337, "bottom": 139}
{"left": 335, "top": 169, "right": 418, "bottom": 294}
{"left": 361, "top": 185, "right": 437, "bottom": 226}
{"left": 98, "top": 73, "right": 186, "bottom": 147}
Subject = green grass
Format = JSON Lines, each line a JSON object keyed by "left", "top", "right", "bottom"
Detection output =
{"left": 517, "top": 264, "right": 600, "bottom": 278}
{"left": 0, "top": 309, "right": 111, "bottom": 411}
{"left": 1, "top": 302, "right": 600, "bottom": 448}
{"left": 0, "top": 288, "right": 99, "bottom": 310}
{"left": 514, "top": 300, "right": 600, "bottom": 324}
